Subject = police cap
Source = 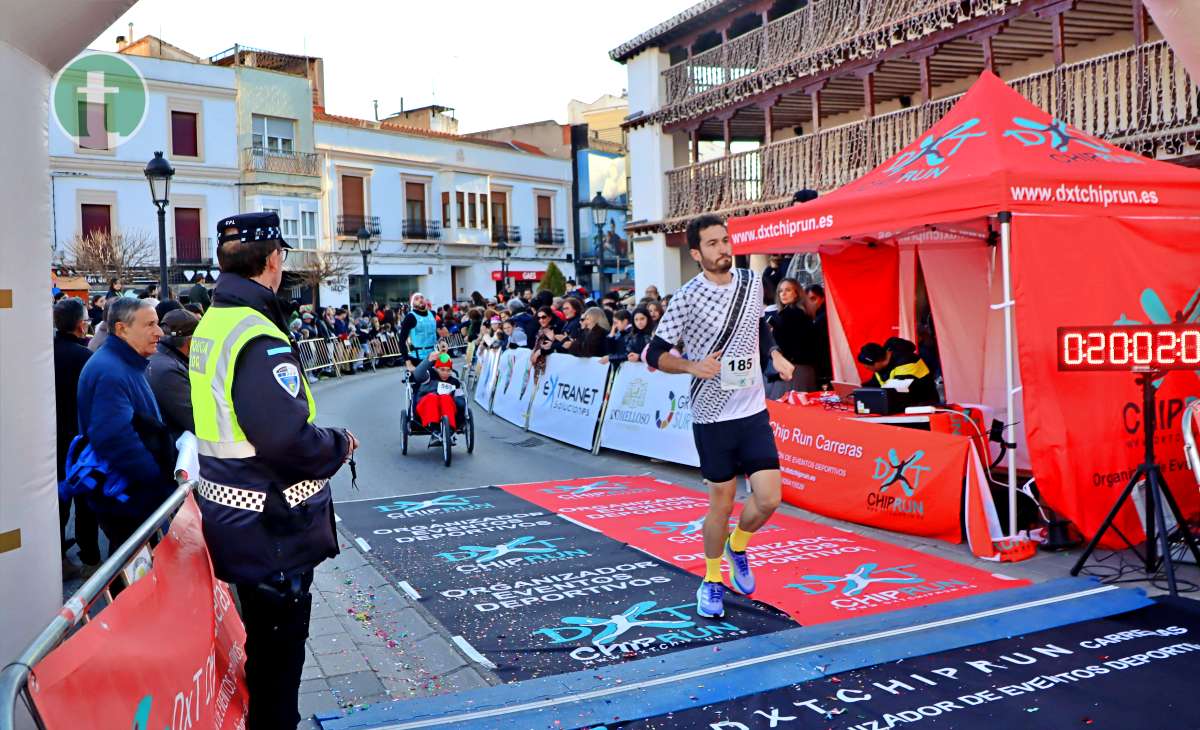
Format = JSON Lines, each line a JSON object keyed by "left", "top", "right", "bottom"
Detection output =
{"left": 216, "top": 211, "right": 292, "bottom": 249}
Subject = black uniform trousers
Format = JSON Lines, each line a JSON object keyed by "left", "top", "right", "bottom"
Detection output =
{"left": 236, "top": 570, "right": 314, "bottom": 730}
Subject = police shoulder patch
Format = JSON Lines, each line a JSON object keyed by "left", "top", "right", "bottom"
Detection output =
{"left": 272, "top": 363, "right": 301, "bottom": 397}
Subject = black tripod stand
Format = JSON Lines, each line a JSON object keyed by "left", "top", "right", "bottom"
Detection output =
{"left": 1070, "top": 369, "right": 1200, "bottom": 596}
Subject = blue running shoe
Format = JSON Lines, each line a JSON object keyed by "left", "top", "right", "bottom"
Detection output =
{"left": 696, "top": 580, "right": 726, "bottom": 618}
{"left": 724, "top": 539, "right": 756, "bottom": 596}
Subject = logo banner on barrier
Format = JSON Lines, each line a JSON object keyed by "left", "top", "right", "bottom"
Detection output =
{"left": 501, "top": 476, "right": 1025, "bottom": 626}
{"left": 333, "top": 487, "right": 795, "bottom": 681}
{"left": 614, "top": 599, "right": 1200, "bottom": 729}
{"left": 29, "top": 495, "right": 249, "bottom": 729}
{"left": 599, "top": 362, "right": 700, "bottom": 467}
{"left": 491, "top": 348, "right": 536, "bottom": 428}
{"left": 527, "top": 355, "right": 610, "bottom": 449}
{"left": 473, "top": 348, "right": 500, "bottom": 410}
{"left": 767, "top": 401, "right": 1004, "bottom": 559}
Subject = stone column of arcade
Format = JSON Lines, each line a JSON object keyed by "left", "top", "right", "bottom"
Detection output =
{"left": 0, "top": 4, "right": 136, "bottom": 727}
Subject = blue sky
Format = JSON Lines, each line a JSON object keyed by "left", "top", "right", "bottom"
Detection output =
{"left": 93, "top": 0, "right": 697, "bottom": 132}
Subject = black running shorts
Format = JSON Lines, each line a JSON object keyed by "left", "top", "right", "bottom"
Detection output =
{"left": 691, "top": 408, "right": 780, "bottom": 483}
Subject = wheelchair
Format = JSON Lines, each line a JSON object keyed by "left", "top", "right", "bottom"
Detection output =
{"left": 399, "top": 366, "right": 475, "bottom": 467}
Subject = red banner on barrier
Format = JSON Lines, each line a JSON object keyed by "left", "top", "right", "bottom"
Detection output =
{"left": 766, "top": 401, "right": 1003, "bottom": 558}
{"left": 30, "top": 495, "right": 249, "bottom": 730}
{"left": 501, "top": 475, "right": 1025, "bottom": 625}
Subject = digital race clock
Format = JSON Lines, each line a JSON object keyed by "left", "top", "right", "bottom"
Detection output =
{"left": 1057, "top": 323, "right": 1200, "bottom": 371}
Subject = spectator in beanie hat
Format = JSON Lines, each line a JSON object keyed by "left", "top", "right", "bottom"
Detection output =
{"left": 147, "top": 309, "right": 200, "bottom": 437}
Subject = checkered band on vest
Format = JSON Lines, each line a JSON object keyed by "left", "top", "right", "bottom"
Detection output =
{"left": 198, "top": 478, "right": 329, "bottom": 512}
{"left": 283, "top": 479, "right": 327, "bottom": 508}
{"left": 199, "top": 480, "right": 267, "bottom": 512}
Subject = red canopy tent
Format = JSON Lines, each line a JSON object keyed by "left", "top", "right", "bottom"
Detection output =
{"left": 730, "top": 71, "right": 1200, "bottom": 547}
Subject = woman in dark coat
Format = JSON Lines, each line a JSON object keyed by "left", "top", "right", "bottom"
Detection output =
{"left": 562, "top": 307, "right": 609, "bottom": 358}
{"left": 530, "top": 305, "right": 562, "bottom": 371}
{"left": 767, "top": 277, "right": 817, "bottom": 394}
{"left": 603, "top": 306, "right": 654, "bottom": 365}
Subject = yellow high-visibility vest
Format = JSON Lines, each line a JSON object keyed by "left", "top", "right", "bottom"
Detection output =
{"left": 189, "top": 306, "right": 315, "bottom": 459}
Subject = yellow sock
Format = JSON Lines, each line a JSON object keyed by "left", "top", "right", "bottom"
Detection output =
{"left": 704, "top": 557, "right": 723, "bottom": 582}
{"left": 729, "top": 527, "right": 754, "bottom": 553}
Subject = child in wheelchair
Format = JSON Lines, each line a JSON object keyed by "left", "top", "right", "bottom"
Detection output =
{"left": 409, "top": 351, "right": 467, "bottom": 438}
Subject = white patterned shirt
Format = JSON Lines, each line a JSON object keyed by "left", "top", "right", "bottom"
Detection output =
{"left": 652, "top": 268, "right": 765, "bottom": 424}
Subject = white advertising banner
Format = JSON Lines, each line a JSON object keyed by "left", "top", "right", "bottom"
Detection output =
{"left": 473, "top": 348, "right": 500, "bottom": 410}
{"left": 491, "top": 348, "right": 536, "bottom": 428}
{"left": 599, "top": 362, "right": 701, "bottom": 467}
{"left": 527, "top": 355, "right": 611, "bottom": 450}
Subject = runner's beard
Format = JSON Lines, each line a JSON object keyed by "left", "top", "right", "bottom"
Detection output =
{"left": 702, "top": 255, "right": 733, "bottom": 274}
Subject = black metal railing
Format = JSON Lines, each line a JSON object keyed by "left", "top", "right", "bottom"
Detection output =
{"left": 492, "top": 225, "right": 521, "bottom": 244}
{"left": 242, "top": 147, "right": 321, "bottom": 176}
{"left": 534, "top": 227, "right": 565, "bottom": 245}
{"left": 170, "top": 236, "right": 213, "bottom": 264}
{"left": 402, "top": 220, "right": 442, "bottom": 240}
{"left": 337, "top": 214, "right": 381, "bottom": 237}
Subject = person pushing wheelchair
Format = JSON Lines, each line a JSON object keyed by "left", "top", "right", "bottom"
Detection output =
{"left": 410, "top": 351, "right": 466, "bottom": 440}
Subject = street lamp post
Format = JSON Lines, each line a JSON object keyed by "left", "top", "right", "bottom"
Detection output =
{"left": 496, "top": 240, "right": 510, "bottom": 297}
{"left": 590, "top": 191, "right": 609, "bottom": 294}
{"left": 356, "top": 226, "right": 372, "bottom": 311}
{"left": 144, "top": 151, "right": 175, "bottom": 298}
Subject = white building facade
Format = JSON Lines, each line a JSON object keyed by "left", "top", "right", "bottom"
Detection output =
{"left": 621, "top": 49, "right": 700, "bottom": 296}
{"left": 314, "top": 114, "right": 575, "bottom": 308}
{"left": 49, "top": 51, "right": 240, "bottom": 287}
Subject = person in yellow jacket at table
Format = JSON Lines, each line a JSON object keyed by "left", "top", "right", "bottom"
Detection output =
{"left": 857, "top": 337, "right": 940, "bottom": 406}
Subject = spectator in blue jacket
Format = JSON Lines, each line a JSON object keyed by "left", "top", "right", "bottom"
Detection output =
{"left": 75, "top": 297, "right": 175, "bottom": 550}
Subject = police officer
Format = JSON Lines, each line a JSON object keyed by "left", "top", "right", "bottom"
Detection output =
{"left": 190, "top": 212, "right": 358, "bottom": 729}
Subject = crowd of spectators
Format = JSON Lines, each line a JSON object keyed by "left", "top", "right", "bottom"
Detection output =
{"left": 49, "top": 262, "right": 835, "bottom": 576}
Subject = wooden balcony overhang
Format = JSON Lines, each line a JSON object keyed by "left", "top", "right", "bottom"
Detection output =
{"left": 628, "top": 0, "right": 1137, "bottom": 136}
{"left": 643, "top": 39, "right": 1198, "bottom": 234}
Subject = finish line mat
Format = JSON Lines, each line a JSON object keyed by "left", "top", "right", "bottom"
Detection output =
{"left": 603, "top": 597, "right": 1200, "bottom": 729}
{"left": 500, "top": 475, "right": 1026, "bottom": 626}
{"left": 334, "top": 488, "right": 796, "bottom": 681}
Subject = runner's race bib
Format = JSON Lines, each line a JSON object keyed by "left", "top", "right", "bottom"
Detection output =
{"left": 436, "top": 381, "right": 457, "bottom": 396}
{"left": 720, "top": 354, "right": 760, "bottom": 391}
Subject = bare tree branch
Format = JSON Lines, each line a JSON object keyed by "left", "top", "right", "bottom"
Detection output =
{"left": 63, "top": 231, "right": 156, "bottom": 284}
{"left": 295, "top": 250, "right": 354, "bottom": 305}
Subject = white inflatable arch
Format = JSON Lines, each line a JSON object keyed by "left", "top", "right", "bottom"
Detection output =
{"left": 0, "top": 1, "right": 137, "bottom": 720}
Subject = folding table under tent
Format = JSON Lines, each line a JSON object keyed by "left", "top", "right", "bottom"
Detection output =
{"left": 729, "top": 70, "right": 1200, "bottom": 547}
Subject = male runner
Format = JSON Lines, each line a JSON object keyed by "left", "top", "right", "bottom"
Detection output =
{"left": 646, "top": 214, "right": 794, "bottom": 618}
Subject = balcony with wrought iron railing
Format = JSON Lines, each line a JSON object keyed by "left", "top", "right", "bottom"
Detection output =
{"left": 663, "top": 40, "right": 1199, "bottom": 225}
{"left": 534, "top": 227, "right": 565, "bottom": 246}
{"left": 660, "top": 0, "right": 1022, "bottom": 115}
{"left": 337, "top": 214, "right": 381, "bottom": 237}
{"left": 402, "top": 220, "right": 442, "bottom": 240}
{"left": 492, "top": 225, "right": 522, "bottom": 244}
{"left": 241, "top": 147, "right": 321, "bottom": 177}
{"left": 170, "top": 236, "right": 213, "bottom": 265}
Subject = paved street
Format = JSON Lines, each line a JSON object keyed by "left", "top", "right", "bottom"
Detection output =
{"left": 296, "top": 365, "right": 704, "bottom": 725}
{"left": 294, "top": 366, "right": 1200, "bottom": 726}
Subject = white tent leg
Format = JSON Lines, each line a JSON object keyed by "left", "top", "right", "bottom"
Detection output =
{"left": 999, "top": 212, "right": 1018, "bottom": 537}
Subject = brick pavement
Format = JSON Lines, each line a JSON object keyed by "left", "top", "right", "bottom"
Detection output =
{"left": 296, "top": 530, "right": 492, "bottom": 728}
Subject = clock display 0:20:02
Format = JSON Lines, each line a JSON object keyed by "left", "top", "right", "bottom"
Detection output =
{"left": 1057, "top": 324, "right": 1200, "bottom": 371}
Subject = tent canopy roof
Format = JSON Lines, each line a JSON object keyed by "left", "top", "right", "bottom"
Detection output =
{"left": 731, "top": 71, "right": 1200, "bottom": 254}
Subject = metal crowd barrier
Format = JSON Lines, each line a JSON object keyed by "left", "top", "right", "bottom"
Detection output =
{"left": 1185, "top": 400, "right": 1200, "bottom": 493}
{"left": 295, "top": 334, "right": 410, "bottom": 377}
{"left": 0, "top": 479, "right": 197, "bottom": 730}
{"left": 294, "top": 333, "right": 473, "bottom": 381}
{"left": 442, "top": 333, "right": 468, "bottom": 357}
